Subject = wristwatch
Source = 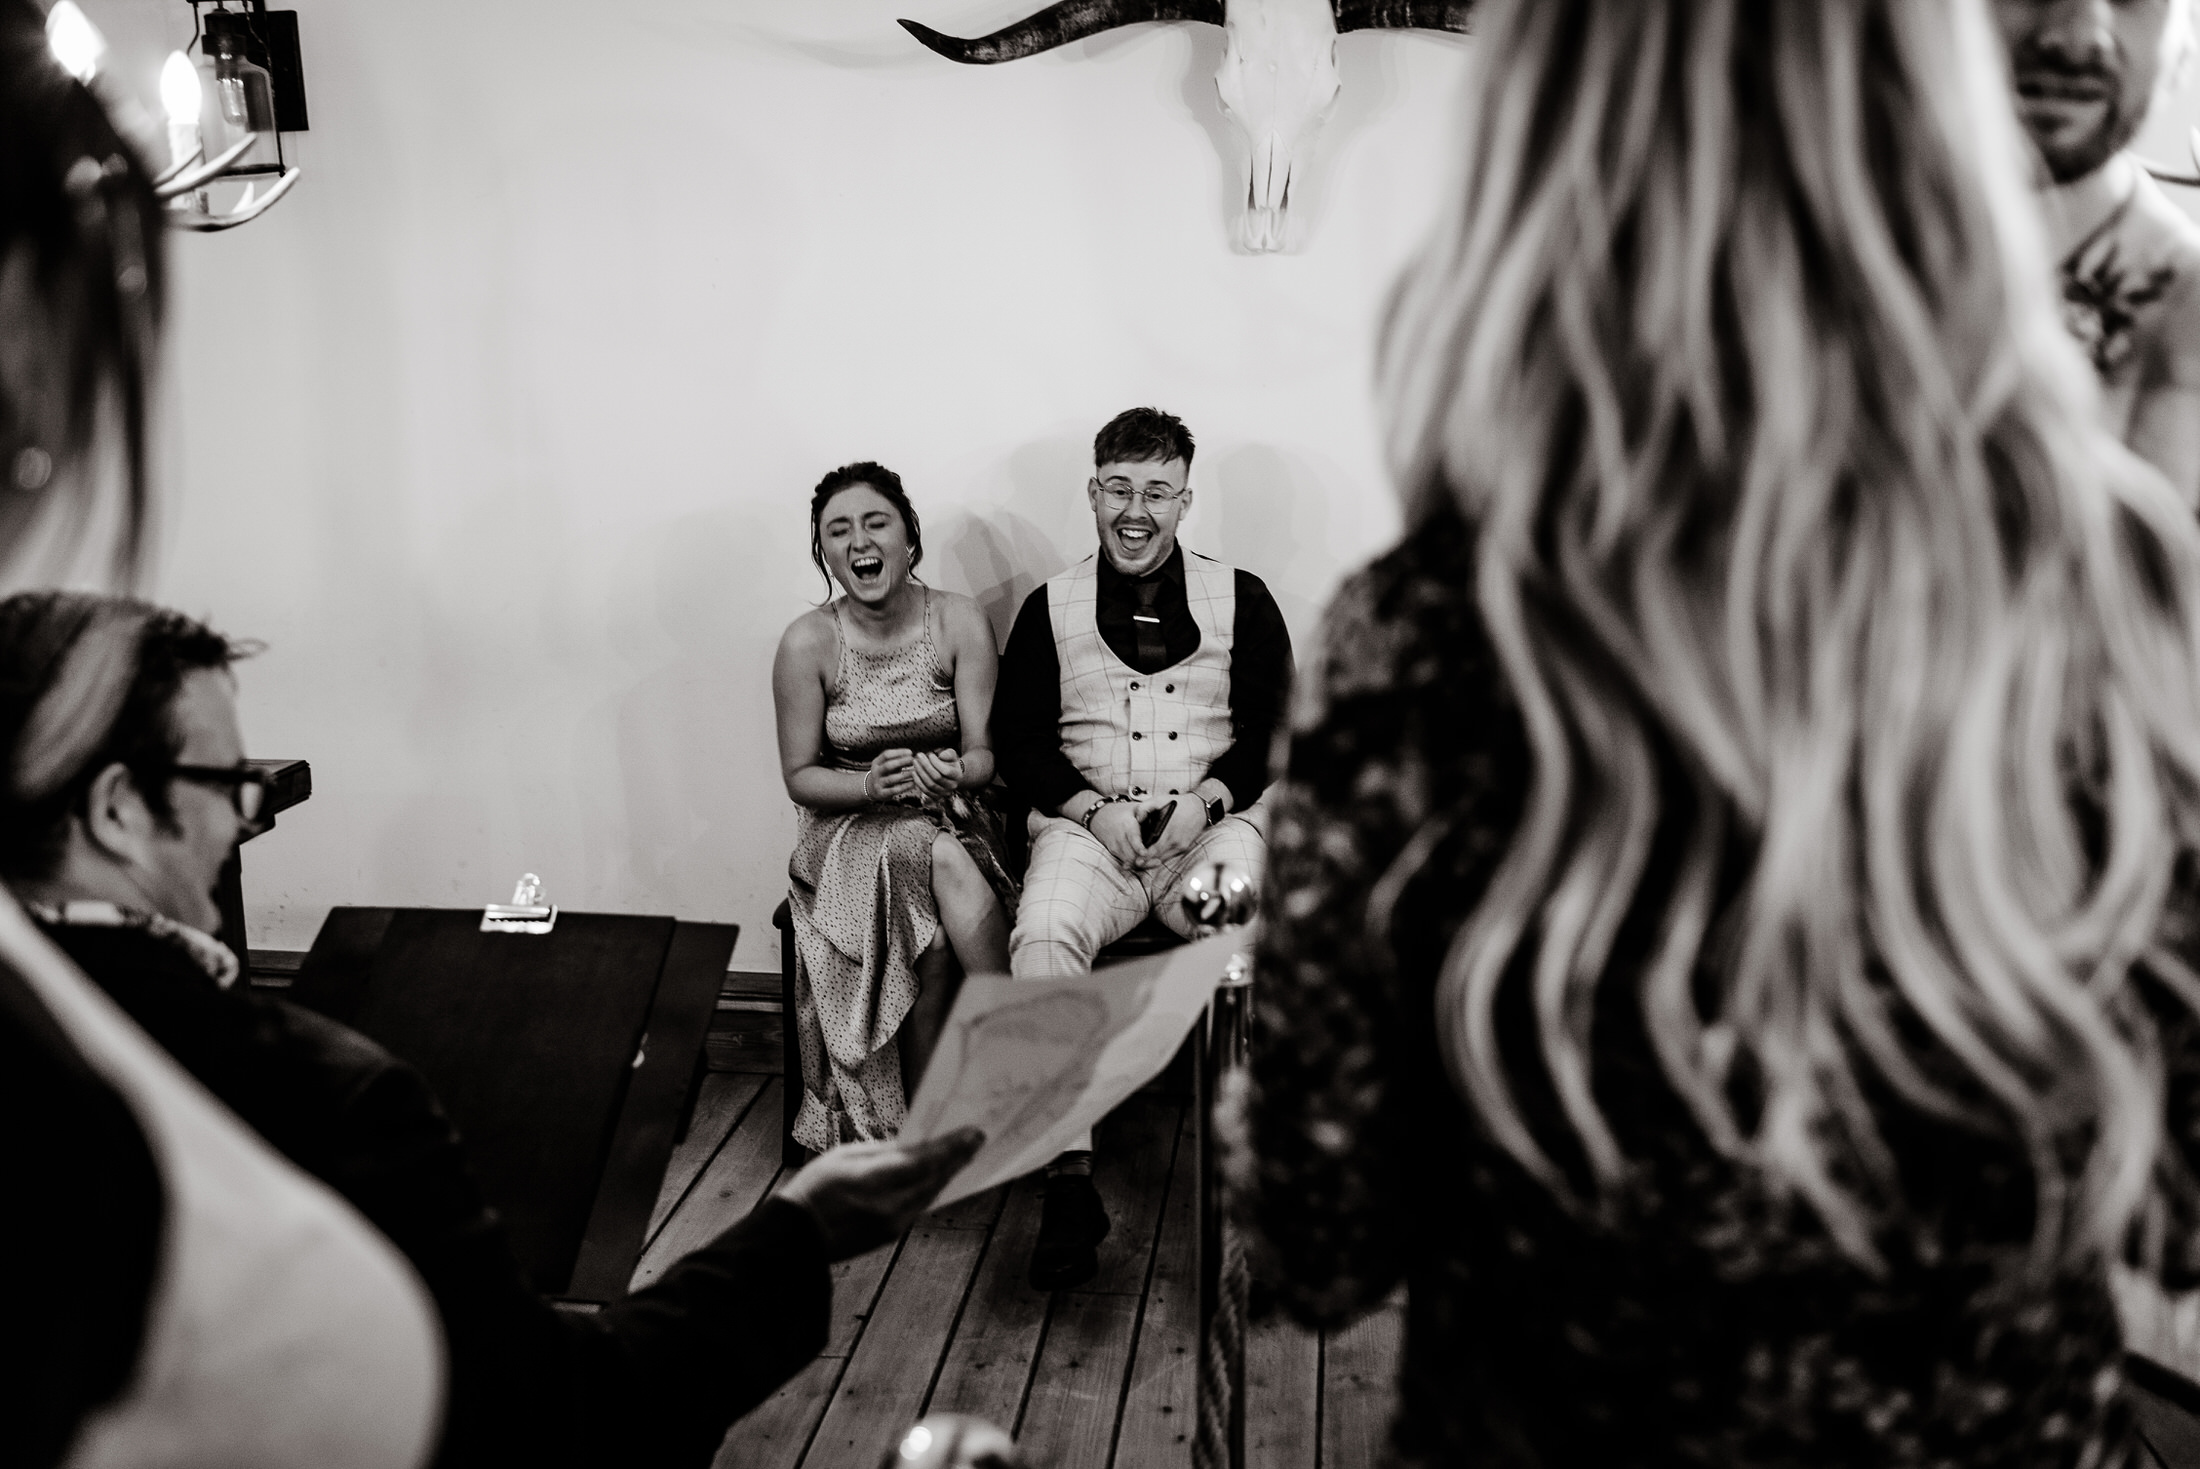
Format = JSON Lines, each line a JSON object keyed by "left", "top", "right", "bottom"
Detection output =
{"left": 1204, "top": 794, "right": 1227, "bottom": 828}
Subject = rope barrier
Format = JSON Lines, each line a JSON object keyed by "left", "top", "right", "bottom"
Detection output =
{"left": 1183, "top": 863, "right": 1255, "bottom": 1469}
{"left": 1194, "top": 1191, "right": 1249, "bottom": 1469}
{"left": 1191, "top": 937, "right": 1254, "bottom": 1469}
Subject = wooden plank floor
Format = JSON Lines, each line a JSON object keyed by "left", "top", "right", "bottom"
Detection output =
{"left": 639, "top": 1073, "right": 1403, "bottom": 1469}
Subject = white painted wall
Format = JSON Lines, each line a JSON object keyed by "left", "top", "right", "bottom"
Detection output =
{"left": 70, "top": 2, "right": 2200, "bottom": 967}
{"left": 73, "top": 0, "right": 1473, "bottom": 963}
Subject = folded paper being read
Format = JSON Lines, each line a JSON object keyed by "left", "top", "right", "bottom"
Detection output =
{"left": 900, "top": 928, "right": 1251, "bottom": 1208}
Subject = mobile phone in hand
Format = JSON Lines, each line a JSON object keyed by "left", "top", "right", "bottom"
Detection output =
{"left": 1140, "top": 800, "right": 1177, "bottom": 847}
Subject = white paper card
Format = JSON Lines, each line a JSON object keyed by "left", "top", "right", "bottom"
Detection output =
{"left": 901, "top": 928, "right": 1250, "bottom": 1207}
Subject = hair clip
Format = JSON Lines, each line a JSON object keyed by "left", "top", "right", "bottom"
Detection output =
{"left": 12, "top": 448, "right": 54, "bottom": 493}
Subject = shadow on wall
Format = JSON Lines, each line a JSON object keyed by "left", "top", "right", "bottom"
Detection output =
{"left": 940, "top": 432, "right": 1096, "bottom": 645}
{"left": 361, "top": 488, "right": 800, "bottom": 928}
{"left": 940, "top": 434, "right": 1355, "bottom": 657}
{"left": 364, "top": 482, "right": 590, "bottom": 913}
{"left": 943, "top": 510, "right": 1067, "bottom": 648}
{"left": 612, "top": 503, "right": 794, "bottom": 917}
{"left": 1201, "top": 443, "right": 1342, "bottom": 657}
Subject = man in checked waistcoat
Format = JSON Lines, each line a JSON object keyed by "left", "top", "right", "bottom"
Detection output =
{"left": 992, "top": 407, "right": 1294, "bottom": 1292}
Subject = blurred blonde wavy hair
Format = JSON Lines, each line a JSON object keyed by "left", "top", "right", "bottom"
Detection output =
{"left": 1378, "top": 0, "right": 2200, "bottom": 1270}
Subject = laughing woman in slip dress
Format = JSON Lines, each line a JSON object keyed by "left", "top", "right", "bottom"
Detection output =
{"left": 774, "top": 462, "right": 1016, "bottom": 1151}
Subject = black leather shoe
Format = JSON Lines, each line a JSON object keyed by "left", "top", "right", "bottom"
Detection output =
{"left": 1029, "top": 1173, "right": 1110, "bottom": 1292}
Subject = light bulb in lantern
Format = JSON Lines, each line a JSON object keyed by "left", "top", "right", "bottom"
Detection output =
{"left": 45, "top": 1, "right": 107, "bottom": 83}
{"left": 160, "top": 50, "right": 203, "bottom": 170}
{"left": 160, "top": 50, "right": 202, "bottom": 124}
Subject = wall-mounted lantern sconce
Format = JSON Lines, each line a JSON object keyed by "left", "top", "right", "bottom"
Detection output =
{"left": 43, "top": 0, "right": 104, "bottom": 81}
{"left": 44, "top": 0, "right": 308, "bottom": 232}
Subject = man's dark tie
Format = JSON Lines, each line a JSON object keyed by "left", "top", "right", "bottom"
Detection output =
{"left": 1132, "top": 576, "right": 1168, "bottom": 668}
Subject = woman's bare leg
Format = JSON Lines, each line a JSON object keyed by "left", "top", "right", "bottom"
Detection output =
{"left": 900, "top": 833, "right": 1009, "bottom": 1096}
{"left": 930, "top": 831, "right": 1010, "bottom": 973}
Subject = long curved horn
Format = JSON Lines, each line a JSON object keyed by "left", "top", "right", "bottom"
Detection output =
{"left": 900, "top": 0, "right": 1223, "bottom": 65}
{"left": 1332, "top": 0, "right": 1473, "bottom": 32}
{"left": 172, "top": 167, "right": 300, "bottom": 232}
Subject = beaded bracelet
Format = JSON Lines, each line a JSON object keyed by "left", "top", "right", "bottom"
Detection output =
{"left": 1079, "top": 793, "right": 1128, "bottom": 831}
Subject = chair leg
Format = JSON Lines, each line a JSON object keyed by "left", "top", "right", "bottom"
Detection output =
{"left": 777, "top": 901, "right": 804, "bottom": 1167}
{"left": 673, "top": 1044, "right": 707, "bottom": 1146}
{"left": 2126, "top": 1354, "right": 2200, "bottom": 1468}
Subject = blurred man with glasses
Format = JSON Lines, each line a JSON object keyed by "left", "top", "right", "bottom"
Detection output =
{"left": 1994, "top": 0, "right": 2200, "bottom": 506}
{"left": 0, "top": 589, "right": 985, "bottom": 1464}
{"left": 993, "top": 406, "right": 1293, "bottom": 1290}
{"left": 6, "top": 601, "right": 266, "bottom": 964}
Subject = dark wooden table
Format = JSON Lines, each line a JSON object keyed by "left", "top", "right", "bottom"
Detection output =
{"left": 288, "top": 906, "right": 737, "bottom": 1302}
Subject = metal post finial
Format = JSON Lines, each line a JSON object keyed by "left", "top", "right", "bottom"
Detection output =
{"left": 1180, "top": 861, "right": 1257, "bottom": 938}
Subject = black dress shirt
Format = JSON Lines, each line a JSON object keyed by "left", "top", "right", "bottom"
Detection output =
{"left": 45, "top": 920, "right": 832, "bottom": 1469}
{"left": 993, "top": 544, "right": 1294, "bottom": 814}
{"left": 6, "top": 962, "right": 163, "bottom": 1469}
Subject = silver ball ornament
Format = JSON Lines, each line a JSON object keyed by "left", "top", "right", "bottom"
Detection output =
{"left": 1179, "top": 861, "right": 1257, "bottom": 936}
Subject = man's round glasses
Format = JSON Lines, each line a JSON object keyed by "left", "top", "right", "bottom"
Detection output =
{"left": 166, "top": 764, "right": 269, "bottom": 822}
{"left": 1091, "top": 477, "right": 1186, "bottom": 509}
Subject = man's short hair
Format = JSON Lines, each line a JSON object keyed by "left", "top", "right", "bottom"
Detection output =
{"left": 0, "top": 592, "right": 247, "bottom": 880}
{"left": 1094, "top": 408, "right": 1195, "bottom": 472}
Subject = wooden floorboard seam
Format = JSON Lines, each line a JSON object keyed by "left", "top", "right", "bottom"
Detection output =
{"left": 1110, "top": 1106, "right": 1200, "bottom": 1468}
{"left": 922, "top": 1173, "right": 1053, "bottom": 1432}
{"left": 643, "top": 1074, "right": 770, "bottom": 1252}
{"left": 1009, "top": 1291, "right": 1061, "bottom": 1443}
{"left": 916, "top": 1187, "right": 1012, "bottom": 1421}
{"left": 1104, "top": 1107, "right": 1187, "bottom": 1469}
{"left": 807, "top": 1224, "right": 993, "bottom": 1463}
{"left": 789, "top": 1352, "right": 858, "bottom": 1469}
{"left": 652, "top": 1084, "right": 1411, "bottom": 1465}
{"left": 1319, "top": 1297, "right": 1405, "bottom": 1467}
{"left": 796, "top": 1231, "right": 912, "bottom": 1468}
{"left": 634, "top": 1078, "right": 792, "bottom": 1287}
{"left": 1314, "top": 1329, "right": 1326, "bottom": 1469}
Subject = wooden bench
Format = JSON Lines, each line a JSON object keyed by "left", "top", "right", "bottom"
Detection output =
{"left": 290, "top": 905, "right": 736, "bottom": 1303}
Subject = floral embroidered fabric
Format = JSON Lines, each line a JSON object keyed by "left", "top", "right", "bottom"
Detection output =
{"left": 1235, "top": 506, "right": 2192, "bottom": 1467}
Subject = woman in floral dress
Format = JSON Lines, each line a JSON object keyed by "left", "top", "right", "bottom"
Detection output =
{"left": 774, "top": 463, "right": 1016, "bottom": 1150}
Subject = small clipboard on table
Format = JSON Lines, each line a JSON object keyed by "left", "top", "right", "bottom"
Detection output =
{"left": 285, "top": 893, "right": 736, "bottom": 1304}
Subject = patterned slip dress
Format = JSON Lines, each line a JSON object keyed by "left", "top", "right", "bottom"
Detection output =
{"left": 788, "top": 588, "right": 1017, "bottom": 1151}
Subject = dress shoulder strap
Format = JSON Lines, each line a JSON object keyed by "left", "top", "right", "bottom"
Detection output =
{"left": 921, "top": 587, "right": 954, "bottom": 686}
{"left": 824, "top": 598, "right": 849, "bottom": 699}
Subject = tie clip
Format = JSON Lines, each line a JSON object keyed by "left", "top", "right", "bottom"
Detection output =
{"left": 1133, "top": 613, "right": 1161, "bottom": 624}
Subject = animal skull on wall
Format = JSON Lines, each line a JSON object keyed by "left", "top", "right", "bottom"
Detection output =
{"left": 900, "top": 1, "right": 1475, "bottom": 253}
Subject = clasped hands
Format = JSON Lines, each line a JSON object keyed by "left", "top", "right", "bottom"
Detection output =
{"left": 865, "top": 747, "right": 963, "bottom": 804}
{"left": 1085, "top": 790, "right": 1206, "bottom": 871}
